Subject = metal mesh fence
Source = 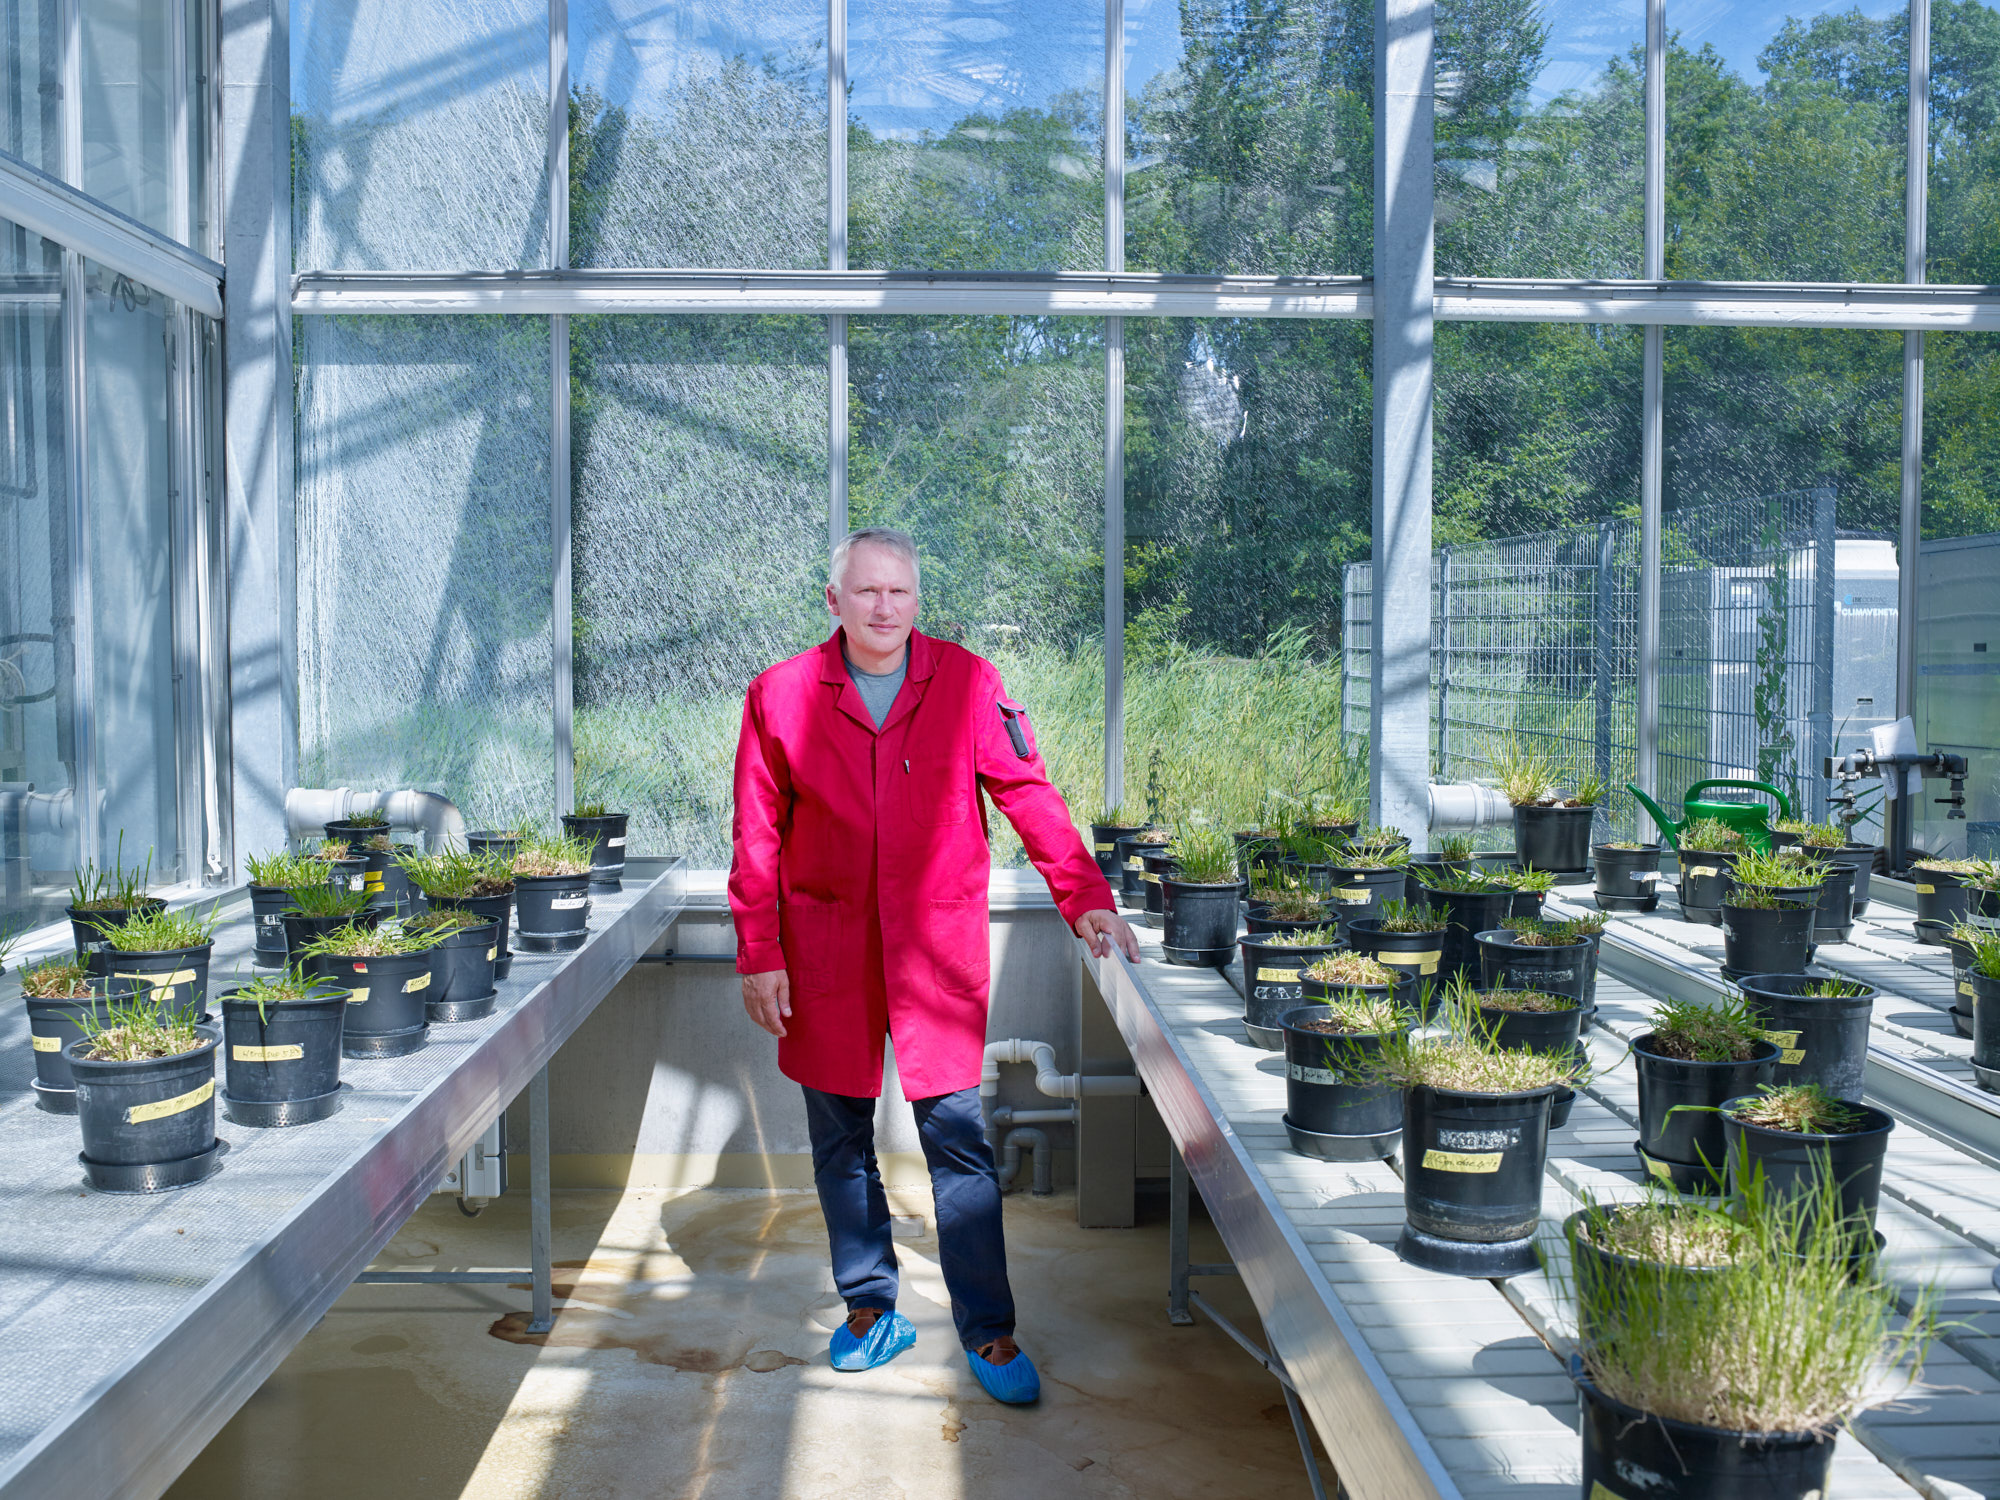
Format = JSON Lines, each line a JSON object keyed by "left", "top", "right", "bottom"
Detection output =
{"left": 1343, "top": 487, "right": 1838, "bottom": 839}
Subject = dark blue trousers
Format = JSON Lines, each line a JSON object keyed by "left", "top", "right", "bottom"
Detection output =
{"left": 801, "top": 1084, "right": 1016, "bottom": 1350}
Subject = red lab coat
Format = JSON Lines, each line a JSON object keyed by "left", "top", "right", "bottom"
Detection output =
{"left": 728, "top": 628, "right": 1114, "bottom": 1099}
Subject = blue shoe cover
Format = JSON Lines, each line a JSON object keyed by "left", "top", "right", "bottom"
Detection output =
{"left": 965, "top": 1344, "right": 1040, "bottom": 1404}
{"left": 829, "top": 1310, "right": 916, "bottom": 1371}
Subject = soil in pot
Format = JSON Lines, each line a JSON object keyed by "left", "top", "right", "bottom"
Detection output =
{"left": 1474, "top": 930, "right": 1590, "bottom": 1004}
{"left": 219, "top": 980, "right": 347, "bottom": 1125}
{"left": 562, "top": 811, "right": 631, "bottom": 887}
{"left": 1722, "top": 1089, "right": 1894, "bottom": 1251}
{"left": 1323, "top": 864, "right": 1406, "bottom": 941}
{"left": 1513, "top": 802, "right": 1595, "bottom": 873}
{"left": 1719, "top": 898, "right": 1816, "bottom": 979}
{"left": 514, "top": 872, "right": 593, "bottom": 953}
{"left": 1735, "top": 972, "right": 1876, "bottom": 1099}
{"left": 1397, "top": 1082, "right": 1559, "bottom": 1277}
{"left": 1593, "top": 842, "right": 1662, "bottom": 911}
{"left": 1574, "top": 1362, "right": 1835, "bottom": 1500}
{"left": 1239, "top": 931, "right": 1342, "bottom": 1047}
{"left": 1632, "top": 1018, "right": 1780, "bottom": 1188}
{"left": 1345, "top": 917, "right": 1447, "bottom": 1018}
{"left": 1676, "top": 847, "right": 1742, "bottom": 927}
{"left": 1160, "top": 878, "right": 1238, "bottom": 966}
{"left": 1281, "top": 1000, "right": 1407, "bottom": 1160}
{"left": 69, "top": 1018, "right": 222, "bottom": 1191}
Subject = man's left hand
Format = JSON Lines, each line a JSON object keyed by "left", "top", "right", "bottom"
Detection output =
{"left": 1075, "top": 908, "right": 1140, "bottom": 963}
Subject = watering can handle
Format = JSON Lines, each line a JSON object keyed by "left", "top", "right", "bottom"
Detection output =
{"left": 1684, "top": 779, "right": 1793, "bottom": 820}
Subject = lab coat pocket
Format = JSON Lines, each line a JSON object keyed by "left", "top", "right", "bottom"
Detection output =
{"left": 903, "top": 755, "right": 969, "bottom": 827}
{"left": 780, "top": 897, "right": 844, "bottom": 991}
{"left": 923, "top": 899, "right": 990, "bottom": 993}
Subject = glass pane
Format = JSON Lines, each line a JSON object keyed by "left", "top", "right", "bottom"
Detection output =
{"left": 295, "top": 315, "right": 554, "bottom": 828}
{"left": 79, "top": 0, "right": 206, "bottom": 244}
{"left": 292, "top": 0, "right": 553, "bottom": 271}
{"left": 1124, "top": 0, "right": 1371, "bottom": 275}
{"left": 1122, "top": 317, "right": 1367, "bottom": 822}
{"left": 1436, "top": 0, "right": 1643, "bottom": 277}
{"left": 1666, "top": 4, "right": 1906, "bottom": 281}
{"left": 0, "top": 220, "right": 75, "bottom": 936}
{"left": 848, "top": 314, "right": 1103, "bottom": 857}
{"left": 1659, "top": 326, "right": 1902, "bottom": 824}
{"left": 848, "top": 0, "right": 1104, "bottom": 271}
{"left": 84, "top": 258, "right": 180, "bottom": 880}
{"left": 570, "top": 315, "right": 828, "bottom": 862}
{"left": 0, "top": 0, "right": 62, "bottom": 176}
{"left": 570, "top": 0, "right": 827, "bottom": 268}
{"left": 1915, "top": 332, "right": 2000, "bottom": 860}
{"left": 1928, "top": 5, "right": 2000, "bottom": 281}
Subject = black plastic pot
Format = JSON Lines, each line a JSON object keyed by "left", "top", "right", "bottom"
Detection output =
{"left": 1513, "top": 803, "right": 1594, "bottom": 873}
{"left": 1404, "top": 855, "right": 1472, "bottom": 904}
{"left": 247, "top": 885, "right": 301, "bottom": 968}
{"left": 23, "top": 988, "right": 109, "bottom": 1112}
{"left": 280, "top": 906, "right": 384, "bottom": 969}
{"left": 1719, "top": 899, "right": 1816, "bottom": 978}
{"left": 1566, "top": 1206, "right": 1735, "bottom": 1357}
{"left": 1161, "top": 879, "right": 1238, "bottom": 967}
{"left": 1232, "top": 832, "right": 1279, "bottom": 882}
{"left": 1472, "top": 990, "right": 1585, "bottom": 1056}
{"left": 374, "top": 844, "right": 419, "bottom": 914}
{"left": 1138, "top": 846, "right": 1180, "bottom": 921}
{"left": 1722, "top": 1096, "right": 1894, "bottom": 1248}
{"left": 69, "top": 1023, "right": 221, "bottom": 1192}
{"left": 1281, "top": 1006, "right": 1405, "bottom": 1160}
{"left": 1343, "top": 919, "right": 1447, "bottom": 1018}
{"left": 563, "top": 812, "right": 631, "bottom": 887}
{"left": 92, "top": 942, "right": 213, "bottom": 1016}
{"left": 1474, "top": 931, "right": 1590, "bottom": 1004}
{"left": 65, "top": 897, "right": 166, "bottom": 958}
{"left": 1675, "top": 848, "right": 1741, "bottom": 926}
{"left": 354, "top": 844, "right": 394, "bottom": 908}
{"left": 1632, "top": 1031, "right": 1781, "bottom": 1186}
{"left": 1090, "top": 821, "right": 1148, "bottom": 880}
{"left": 1947, "top": 932, "right": 1978, "bottom": 1038}
{"left": 1323, "top": 865, "right": 1406, "bottom": 940}
{"left": 429, "top": 891, "right": 515, "bottom": 980}
{"left": 1240, "top": 935, "right": 1343, "bottom": 1048}
{"left": 219, "top": 984, "right": 347, "bottom": 1125}
{"left": 324, "top": 817, "right": 392, "bottom": 845}
{"left": 466, "top": 830, "right": 522, "bottom": 863}
{"left": 1114, "top": 834, "right": 1153, "bottom": 906}
{"left": 1735, "top": 971, "right": 1876, "bottom": 1099}
{"left": 426, "top": 919, "right": 501, "bottom": 1022}
{"left": 1970, "top": 969, "right": 2000, "bottom": 1092}
{"left": 1243, "top": 905, "right": 1332, "bottom": 937}
{"left": 1396, "top": 1083, "right": 1557, "bottom": 1277}
{"left": 1308, "top": 821, "right": 1360, "bottom": 847}
{"left": 1593, "top": 843, "right": 1662, "bottom": 911}
{"left": 1299, "top": 970, "right": 1418, "bottom": 1018}
{"left": 1913, "top": 866, "right": 1977, "bottom": 929}
{"left": 1804, "top": 863, "right": 1857, "bottom": 944}
{"left": 1574, "top": 1359, "right": 1835, "bottom": 1500}
{"left": 319, "top": 949, "right": 431, "bottom": 1058}
{"left": 1829, "top": 843, "right": 1876, "bottom": 916}
{"left": 1416, "top": 883, "right": 1515, "bottom": 985}
{"left": 320, "top": 854, "right": 368, "bottom": 898}
{"left": 514, "top": 872, "right": 592, "bottom": 954}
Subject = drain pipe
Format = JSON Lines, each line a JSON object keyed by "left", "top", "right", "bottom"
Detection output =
{"left": 979, "top": 1038, "right": 1143, "bottom": 1101}
{"left": 284, "top": 788, "right": 468, "bottom": 853}
{"left": 1428, "top": 782, "right": 1511, "bottom": 832}
{"left": 998, "top": 1126, "right": 1054, "bottom": 1195}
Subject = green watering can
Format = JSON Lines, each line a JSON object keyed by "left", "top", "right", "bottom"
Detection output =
{"left": 1625, "top": 779, "right": 1792, "bottom": 853}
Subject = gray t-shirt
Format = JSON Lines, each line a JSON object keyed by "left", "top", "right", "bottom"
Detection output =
{"left": 844, "top": 647, "right": 906, "bottom": 729}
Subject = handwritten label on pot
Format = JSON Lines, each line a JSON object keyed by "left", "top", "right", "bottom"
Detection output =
{"left": 1778, "top": 1049, "right": 1805, "bottom": 1064}
{"left": 552, "top": 896, "right": 589, "bottom": 910}
{"left": 1760, "top": 1028, "right": 1801, "bottom": 1047}
{"left": 1334, "top": 887, "right": 1372, "bottom": 904}
{"left": 31, "top": 1034, "right": 58, "bottom": 1053}
{"left": 404, "top": 972, "right": 431, "bottom": 993}
{"left": 607, "top": 836, "right": 626, "bottom": 848}
{"left": 348, "top": 876, "right": 366, "bottom": 892}
{"left": 117, "top": 969, "right": 196, "bottom": 988}
{"left": 1916, "top": 883, "right": 1936, "bottom": 894}
{"left": 233, "top": 1044, "right": 303, "bottom": 1062}
{"left": 1507, "top": 968, "right": 1574, "bottom": 984}
{"left": 1288, "top": 1064, "right": 1339, "bottom": 1086}
{"left": 1635, "top": 871, "right": 1660, "bottom": 883}
{"left": 1381, "top": 950, "right": 1441, "bottom": 974}
{"left": 1688, "top": 865, "right": 1718, "bottom": 879}
{"left": 1422, "top": 1148, "right": 1503, "bottom": 1174}
{"left": 1256, "top": 966, "right": 1302, "bottom": 982}
{"left": 126, "top": 1078, "right": 214, "bottom": 1125}
{"left": 347, "top": 988, "right": 369, "bottom": 1004}
{"left": 260, "top": 914, "right": 283, "bottom": 929}
{"left": 1962, "top": 980, "right": 1976, "bottom": 998}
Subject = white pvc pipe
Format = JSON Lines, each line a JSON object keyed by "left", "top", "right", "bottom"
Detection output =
{"left": 1427, "top": 782, "right": 1511, "bottom": 832}
{"left": 284, "top": 787, "right": 468, "bottom": 853}
{"left": 979, "top": 1038, "right": 1143, "bottom": 1101}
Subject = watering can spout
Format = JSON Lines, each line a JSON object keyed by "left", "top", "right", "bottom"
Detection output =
{"left": 1626, "top": 784, "right": 1680, "bottom": 849}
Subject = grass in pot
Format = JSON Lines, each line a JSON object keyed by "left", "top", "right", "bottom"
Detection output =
{"left": 1910, "top": 856, "right": 1988, "bottom": 939}
{"left": 64, "top": 837, "right": 163, "bottom": 957}
{"left": 308, "top": 836, "right": 368, "bottom": 899}
{"left": 1734, "top": 971, "right": 1877, "bottom": 1099}
{"left": 1231, "top": 824, "right": 1281, "bottom": 880}
{"left": 1245, "top": 880, "right": 1329, "bottom": 936}
{"left": 302, "top": 920, "right": 444, "bottom": 1059}
{"left": 245, "top": 850, "right": 326, "bottom": 969}
{"left": 322, "top": 807, "right": 390, "bottom": 844}
{"left": 1958, "top": 928, "right": 2000, "bottom": 1092}
{"left": 407, "top": 850, "right": 518, "bottom": 979}
{"left": 1488, "top": 863, "right": 1555, "bottom": 922}
{"left": 1945, "top": 923, "right": 1982, "bottom": 1038}
{"left": 1281, "top": 990, "right": 1412, "bottom": 1161}
{"left": 562, "top": 800, "right": 631, "bottom": 887}
{"left": 1477, "top": 917, "right": 1591, "bottom": 1006}
{"left": 1374, "top": 986, "right": 1587, "bottom": 1277}
{"left": 1564, "top": 1196, "right": 1749, "bottom": 1357}
{"left": 1346, "top": 900, "right": 1448, "bottom": 1016}
{"left": 1719, "top": 850, "right": 1822, "bottom": 979}
{"left": 1594, "top": 840, "right": 1663, "bottom": 911}
{"left": 20, "top": 957, "right": 107, "bottom": 1113}
{"left": 1674, "top": 818, "right": 1748, "bottom": 927}
{"left": 1631, "top": 993, "right": 1780, "bottom": 1190}
{"left": 1777, "top": 819, "right": 1877, "bottom": 917}
{"left": 1491, "top": 735, "right": 1601, "bottom": 873}
{"left": 1159, "top": 828, "right": 1240, "bottom": 967}
{"left": 510, "top": 833, "right": 598, "bottom": 954}
{"left": 1324, "top": 832, "right": 1410, "bottom": 940}
{"left": 1560, "top": 1176, "right": 1933, "bottom": 1500}
{"left": 1720, "top": 1084, "right": 1895, "bottom": 1258}
{"left": 1404, "top": 831, "right": 1476, "bottom": 903}
{"left": 219, "top": 966, "right": 348, "bottom": 1125}
{"left": 467, "top": 822, "right": 532, "bottom": 863}
{"left": 1413, "top": 865, "right": 1516, "bottom": 984}
{"left": 88, "top": 905, "right": 221, "bottom": 1017}
{"left": 1239, "top": 924, "right": 1341, "bottom": 1049}
{"left": 1299, "top": 952, "right": 1416, "bottom": 1016}
{"left": 1963, "top": 862, "right": 2000, "bottom": 927}
{"left": 279, "top": 883, "right": 381, "bottom": 969}
{"left": 1778, "top": 849, "right": 1856, "bottom": 944}
{"left": 1090, "top": 805, "right": 1149, "bottom": 880}
{"left": 69, "top": 997, "right": 221, "bottom": 1192}
{"left": 406, "top": 908, "right": 502, "bottom": 1022}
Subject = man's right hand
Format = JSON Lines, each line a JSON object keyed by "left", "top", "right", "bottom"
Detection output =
{"left": 742, "top": 969, "right": 792, "bottom": 1038}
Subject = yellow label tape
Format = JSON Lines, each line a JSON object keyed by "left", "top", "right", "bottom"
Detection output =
{"left": 1094, "top": 841, "right": 1114, "bottom": 852}
{"left": 1142, "top": 872, "right": 1160, "bottom": 883}
{"left": 1124, "top": 858, "right": 1141, "bottom": 870}
{"left": 31, "top": 1034, "right": 59, "bottom": 1053}
{"left": 1380, "top": 950, "right": 1441, "bottom": 974}
{"left": 1688, "top": 865, "right": 1718, "bottom": 879}
{"left": 1760, "top": 1028, "right": 1801, "bottom": 1047}
{"left": 126, "top": 1078, "right": 214, "bottom": 1125}
{"left": 1590, "top": 1483, "right": 1628, "bottom": 1500}
{"left": 1334, "top": 887, "right": 1372, "bottom": 902}
{"left": 115, "top": 969, "right": 197, "bottom": 988}
{"left": 1256, "top": 967, "right": 1301, "bottom": 983}
{"left": 1422, "top": 1148, "right": 1503, "bottom": 1174}
{"left": 347, "top": 987, "right": 369, "bottom": 1003}
{"left": 404, "top": 972, "right": 431, "bottom": 993}
{"left": 486, "top": 947, "right": 498, "bottom": 962}
{"left": 1779, "top": 1048, "right": 1806, "bottom": 1065}
{"left": 1962, "top": 980, "right": 1976, "bottom": 998}
{"left": 233, "top": 1043, "right": 303, "bottom": 1062}
{"left": 1916, "top": 882, "right": 1936, "bottom": 894}
{"left": 364, "top": 872, "right": 384, "bottom": 891}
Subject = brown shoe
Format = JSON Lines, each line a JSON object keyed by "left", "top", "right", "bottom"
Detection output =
{"left": 846, "top": 1308, "right": 885, "bottom": 1337}
{"left": 976, "top": 1335, "right": 1020, "bottom": 1366}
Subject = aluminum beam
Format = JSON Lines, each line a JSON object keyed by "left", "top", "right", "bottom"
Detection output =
{"left": 0, "top": 153, "right": 223, "bottom": 318}
{"left": 1898, "top": 0, "right": 1931, "bottom": 722}
{"left": 1634, "top": 0, "right": 1665, "bottom": 798}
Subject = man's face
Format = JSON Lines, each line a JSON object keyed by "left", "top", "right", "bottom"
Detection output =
{"left": 826, "top": 543, "right": 920, "bottom": 658}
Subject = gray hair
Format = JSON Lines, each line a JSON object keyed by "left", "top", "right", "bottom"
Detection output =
{"left": 829, "top": 526, "right": 922, "bottom": 590}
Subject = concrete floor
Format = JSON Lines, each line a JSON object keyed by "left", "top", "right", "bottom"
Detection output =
{"left": 168, "top": 1184, "right": 1323, "bottom": 1500}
